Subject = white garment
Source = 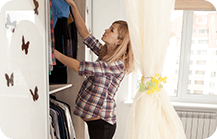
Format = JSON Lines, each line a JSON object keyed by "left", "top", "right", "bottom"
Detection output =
{"left": 49, "top": 116, "right": 56, "bottom": 139}
{"left": 124, "top": 0, "right": 187, "bottom": 138}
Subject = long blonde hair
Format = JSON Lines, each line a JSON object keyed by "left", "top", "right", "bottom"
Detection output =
{"left": 99, "top": 20, "right": 135, "bottom": 74}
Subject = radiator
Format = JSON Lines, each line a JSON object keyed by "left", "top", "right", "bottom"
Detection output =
{"left": 177, "top": 111, "right": 217, "bottom": 139}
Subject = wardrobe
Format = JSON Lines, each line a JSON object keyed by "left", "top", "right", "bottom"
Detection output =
{"left": 0, "top": 0, "right": 91, "bottom": 138}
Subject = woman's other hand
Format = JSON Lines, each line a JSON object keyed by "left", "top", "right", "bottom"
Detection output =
{"left": 65, "top": 0, "right": 90, "bottom": 39}
{"left": 54, "top": 49, "right": 80, "bottom": 72}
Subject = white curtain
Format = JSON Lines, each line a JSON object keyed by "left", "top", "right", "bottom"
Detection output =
{"left": 124, "top": 0, "right": 186, "bottom": 139}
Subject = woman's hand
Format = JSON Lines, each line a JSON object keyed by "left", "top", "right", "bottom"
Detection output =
{"left": 54, "top": 49, "right": 80, "bottom": 72}
{"left": 65, "top": 0, "right": 76, "bottom": 8}
{"left": 54, "top": 49, "right": 60, "bottom": 60}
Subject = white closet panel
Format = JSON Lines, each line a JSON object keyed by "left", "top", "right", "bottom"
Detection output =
{"left": 0, "top": 0, "right": 49, "bottom": 139}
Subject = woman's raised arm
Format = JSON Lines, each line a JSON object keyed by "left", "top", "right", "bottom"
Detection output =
{"left": 65, "top": 0, "right": 90, "bottom": 39}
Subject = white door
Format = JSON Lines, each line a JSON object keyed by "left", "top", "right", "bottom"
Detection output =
{"left": 0, "top": 0, "right": 49, "bottom": 139}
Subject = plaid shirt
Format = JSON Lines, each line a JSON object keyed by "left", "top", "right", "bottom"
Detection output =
{"left": 73, "top": 34, "right": 125, "bottom": 125}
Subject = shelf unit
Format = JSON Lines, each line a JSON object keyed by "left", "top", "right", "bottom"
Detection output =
{"left": 49, "top": 84, "right": 73, "bottom": 94}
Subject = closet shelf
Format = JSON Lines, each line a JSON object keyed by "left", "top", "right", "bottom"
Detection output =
{"left": 49, "top": 84, "right": 73, "bottom": 94}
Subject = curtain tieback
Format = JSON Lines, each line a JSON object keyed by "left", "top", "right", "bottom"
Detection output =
{"left": 139, "top": 74, "right": 167, "bottom": 95}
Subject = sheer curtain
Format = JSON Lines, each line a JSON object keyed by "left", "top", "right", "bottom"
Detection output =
{"left": 124, "top": 0, "right": 186, "bottom": 139}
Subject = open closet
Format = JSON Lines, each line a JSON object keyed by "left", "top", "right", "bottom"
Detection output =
{"left": 0, "top": 0, "right": 90, "bottom": 138}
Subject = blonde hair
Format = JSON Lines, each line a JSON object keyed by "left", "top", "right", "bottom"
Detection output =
{"left": 99, "top": 20, "right": 135, "bottom": 74}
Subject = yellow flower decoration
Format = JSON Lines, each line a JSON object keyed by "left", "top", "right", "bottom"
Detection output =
{"left": 152, "top": 77, "right": 159, "bottom": 87}
{"left": 154, "top": 74, "right": 160, "bottom": 78}
{"left": 147, "top": 90, "right": 152, "bottom": 95}
{"left": 153, "top": 85, "right": 161, "bottom": 92}
{"left": 160, "top": 77, "right": 167, "bottom": 83}
{"left": 138, "top": 74, "right": 167, "bottom": 95}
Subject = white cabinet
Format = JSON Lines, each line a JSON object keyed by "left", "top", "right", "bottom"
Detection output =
{"left": 0, "top": 0, "right": 49, "bottom": 139}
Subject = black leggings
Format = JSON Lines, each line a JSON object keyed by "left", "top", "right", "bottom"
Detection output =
{"left": 86, "top": 119, "right": 116, "bottom": 139}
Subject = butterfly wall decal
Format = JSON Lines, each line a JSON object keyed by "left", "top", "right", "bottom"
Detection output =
{"left": 5, "top": 14, "right": 17, "bottom": 33}
{"left": 5, "top": 73, "right": 14, "bottom": 87}
{"left": 30, "top": 86, "right": 39, "bottom": 102}
{"left": 22, "top": 35, "right": 30, "bottom": 55}
{"left": 33, "top": 0, "right": 39, "bottom": 15}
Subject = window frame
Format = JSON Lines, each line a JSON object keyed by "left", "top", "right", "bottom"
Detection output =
{"left": 171, "top": 10, "right": 217, "bottom": 104}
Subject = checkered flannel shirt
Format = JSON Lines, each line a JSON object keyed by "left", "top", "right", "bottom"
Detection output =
{"left": 73, "top": 34, "right": 126, "bottom": 125}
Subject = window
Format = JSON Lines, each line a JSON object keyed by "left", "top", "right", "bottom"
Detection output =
{"left": 198, "top": 40, "right": 208, "bottom": 44}
{"left": 195, "top": 80, "right": 204, "bottom": 85}
{"left": 197, "top": 50, "right": 207, "bottom": 55}
{"left": 196, "top": 60, "right": 206, "bottom": 65}
{"left": 211, "top": 72, "right": 216, "bottom": 77}
{"left": 130, "top": 10, "right": 217, "bottom": 104}
{"left": 199, "top": 29, "right": 205, "bottom": 33}
{"left": 187, "top": 11, "right": 217, "bottom": 100}
{"left": 194, "top": 90, "right": 203, "bottom": 94}
{"left": 210, "top": 82, "right": 215, "bottom": 88}
{"left": 199, "top": 29, "right": 209, "bottom": 34}
{"left": 195, "top": 71, "right": 205, "bottom": 75}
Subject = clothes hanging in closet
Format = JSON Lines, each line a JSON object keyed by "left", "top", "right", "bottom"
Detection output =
{"left": 49, "top": 0, "right": 78, "bottom": 84}
{"left": 49, "top": 0, "right": 57, "bottom": 71}
{"left": 49, "top": 116, "right": 56, "bottom": 139}
{"left": 50, "top": 108, "right": 61, "bottom": 139}
{"left": 50, "top": 103, "right": 67, "bottom": 139}
{"left": 50, "top": 0, "right": 69, "bottom": 28}
{"left": 49, "top": 97, "right": 76, "bottom": 139}
{"left": 67, "top": 12, "right": 78, "bottom": 59}
{"left": 49, "top": 17, "right": 69, "bottom": 84}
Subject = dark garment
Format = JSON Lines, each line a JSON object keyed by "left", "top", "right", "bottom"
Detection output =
{"left": 54, "top": 17, "right": 69, "bottom": 66}
{"left": 50, "top": 96, "right": 71, "bottom": 113}
{"left": 86, "top": 119, "right": 116, "bottom": 139}
{"left": 50, "top": 104, "right": 67, "bottom": 139}
{"left": 49, "top": 66, "right": 67, "bottom": 84}
{"left": 67, "top": 21, "right": 78, "bottom": 59}
{"left": 49, "top": 17, "right": 68, "bottom": 84}
{"left": 50, "top": 102, "right": 71, "bottom": 139}
{"left": 67, "top": 9, "right": 78, "bottom": 59}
